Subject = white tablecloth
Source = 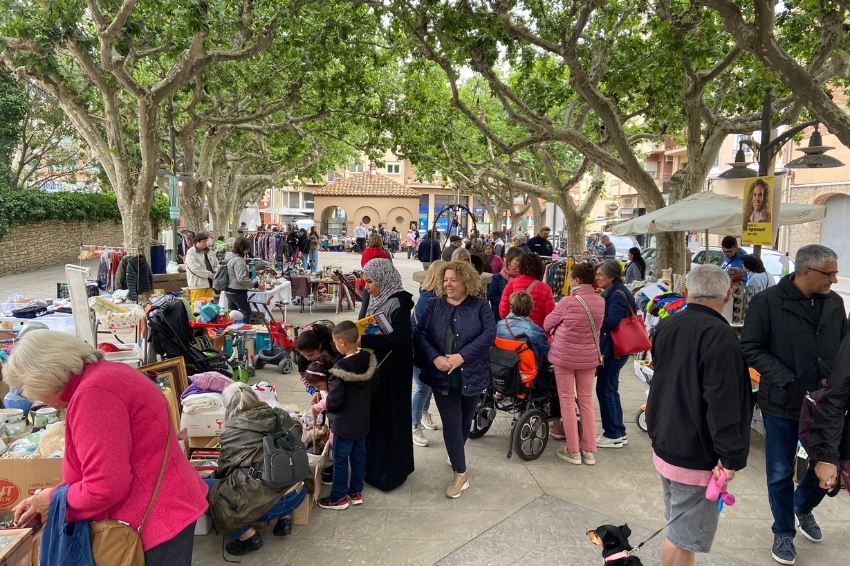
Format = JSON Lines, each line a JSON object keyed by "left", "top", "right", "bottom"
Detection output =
{"left": 218, "top": 281, "right": 292, "bottom": 310}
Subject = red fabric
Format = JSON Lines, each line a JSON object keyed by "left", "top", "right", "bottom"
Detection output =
{"left": 498, "top": 274, "right": 555, "bottom": 328}
{"left": 543, "top": 285, "right": 605, "bottom": 370}
{"left": 60, "top": 361, "right": 208, "bottom": 551}
{"left": 360, "top": 246, "right": 388, "bottom": 267}
{"left": 97, "top": 342, "right": 120, "bottom": 352}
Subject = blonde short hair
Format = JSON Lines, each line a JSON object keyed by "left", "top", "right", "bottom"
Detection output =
{"left": 420, "top": 260, "right": 447, "bottom": 292}
{"left": 222, "top": 382, "right": 261, "bottom": 422}
{"left": 367, "top": 233, "right": 384, "bottom": 248}
{"left": 3, "top": 330, "right": 103, "bottom": 401}
{"left": 439, "top": 261, "right": 482, "bottom": 297}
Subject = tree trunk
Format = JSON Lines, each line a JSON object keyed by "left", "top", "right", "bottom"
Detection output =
{"left": 117, "top": 195, "right": 153, "bottom": 255}
{"left": 655, "top": 231, "right": 689, "bottom": 279}
{"left": 530, "top": 196, "right": 545, "bottom": 230}
{"left": 556, "top": 194, "right": 586, "bottom": 254}
{"left": 181, "top": 181, "right": 206, "bottom": 233}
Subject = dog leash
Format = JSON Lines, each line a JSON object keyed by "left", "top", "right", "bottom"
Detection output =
{"left": 626, "top": 496, "right": 706, "bottom": 557}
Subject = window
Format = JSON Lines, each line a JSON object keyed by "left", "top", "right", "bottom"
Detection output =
{"left": 395, "top": 216, "right": 404, "bottom": 224}
{"left": 361, "top": 215, "right": 371, "bottom": 224}
{"left": 303, "top": 192, "right": 314, "bottom": 210}
{"left": 326, "top": 170, "right": 338, "bottom": 182}
{"left": 286, "top": 192, "right": 299, "bottom": 208}
{"left": 349, "top": 162, "right": 364, "bottom": 173}
{"left": 386, "top": 163, "right": 401, "bottom": 174}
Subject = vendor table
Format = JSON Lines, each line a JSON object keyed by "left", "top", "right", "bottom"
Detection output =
{"left": 308, "top": 279, "right": 354, "bottom": 314}
{"left": 219, "top": 281, "right": 292, "bottom": 317}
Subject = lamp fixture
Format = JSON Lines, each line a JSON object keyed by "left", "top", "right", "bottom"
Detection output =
{"left": 717, "top": 142, "right": 758, "bottom": 179}
{"left": 785, "top": 125, "right": 845, "bottom": 169}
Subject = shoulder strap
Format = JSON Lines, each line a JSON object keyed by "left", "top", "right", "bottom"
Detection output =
{"left": 576, "top": 295, "right": 603, "bottom": 365}
{"left": 525, "top": 280, "right": 539, "bottom": 293}
{"left": 617, "top": 289, "right": 637, "bottom": 316}
{"left": 503, "top": 316, "right": 517, "bottom": 339}
{"left": 138, "top": 410, "right": 172, "bottom": 533}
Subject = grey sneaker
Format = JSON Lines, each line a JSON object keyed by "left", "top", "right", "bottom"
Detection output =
{"left": 619, "top": 435, "right": 628, "bottom": 445}
{"left": 412, "top": 427, "right": 429, "bottom": 447}
{"left": 596, "top": 435, "right": 623, "bottom": 449}
{"left": 421, "top": 412, "right": 438, "bottom": 430}
{"left": 771, "top": 534, "right": 796, "bottom": 565}
{"left": 795, "top": 511, "right": 823, "bottom": 543}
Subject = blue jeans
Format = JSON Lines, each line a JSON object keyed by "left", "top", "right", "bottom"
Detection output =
{"left": 596, "top": 356, "right": 628, "bottom": 439}
{"left": 411, "top": 366, "right": 433, "bottom": 428}
{"left": 329, "top": 436, "right": 367, "bottom": 501}
{"left": 204, "top": 478, "right": 306, "bottom": 539}
{"left": 302, "top": 252, "right": 310, "bottom": 270}
{"left": 763, "top": 412, "right": 827, "bottom": 537}
{"left": 309, "top": 249, "right": 319, "bottom": 273}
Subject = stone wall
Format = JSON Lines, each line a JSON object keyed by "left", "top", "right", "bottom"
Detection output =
{"left": 787, "top": 182, "right": 850, "bottom": 258}
{"left": 0, "top": 220, "right": 125, "bottom": 276}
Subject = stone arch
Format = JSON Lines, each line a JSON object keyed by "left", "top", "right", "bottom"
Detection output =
{"left": 386, "top": 206, "right": 415, "bottom": 232}
{"left": 320, "top": 206, "right": 346, "bottom": 237}
{"left": 353, "top": 205, "right": 381, "bottom": 230}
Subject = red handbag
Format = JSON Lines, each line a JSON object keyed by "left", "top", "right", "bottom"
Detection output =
{"left": 610, "top": 290, "right": 651, "bottom": 357}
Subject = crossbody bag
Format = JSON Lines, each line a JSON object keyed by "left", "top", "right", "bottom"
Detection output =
{"left": 90, "top": 410, "right": 171, "bottom": 566}
{"left": 575, "top": 295, "right": 603, "bottom": 365}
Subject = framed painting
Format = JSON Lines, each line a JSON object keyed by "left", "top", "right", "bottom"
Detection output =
{"left": 139, "top": 357, "right": 189, "bottom": 431}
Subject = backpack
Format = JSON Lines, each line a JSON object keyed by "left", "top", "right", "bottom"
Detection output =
{"left": 247, "top": 412, "right": 310, "bottom": 489}
{"left": 212, "top": 263, "right": 230, "bottom": 292}
{"left": 489, "top": 334, "right": 536, "bottom": 397}
{"left": 799, "top": 380, "right": 850, "bottom": 496}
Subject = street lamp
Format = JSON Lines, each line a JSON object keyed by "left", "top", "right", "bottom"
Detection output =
{"left": 715, "top": 85, "right": 844, "bottom": 255}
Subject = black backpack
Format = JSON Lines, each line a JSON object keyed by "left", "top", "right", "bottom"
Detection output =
{"left": 212, "top": 263, "right": 230, "bottom": 292}
{"left": 244, "top": 412, "right": 310, "bottom": 489}
{"left": 489, "top": 343, "right": 527, "bottom": 397}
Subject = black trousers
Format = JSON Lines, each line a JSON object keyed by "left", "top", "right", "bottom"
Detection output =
{"left": 144, "top": 522, "right": 195, "bottom": 566}
{"left": 433, "top": 389, "right": 479, "bottom": 474}
{"left": 225, "top": 290, "right": 251, "bottom": 321}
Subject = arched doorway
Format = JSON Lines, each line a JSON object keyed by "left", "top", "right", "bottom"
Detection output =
{"left": 821, "top": 194, "right": 850, "bottom": 272}
{"left": 321, "top": 206, "right": 347, "bottom": 237}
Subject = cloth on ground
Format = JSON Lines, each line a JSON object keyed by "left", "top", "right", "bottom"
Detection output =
{"left": 181, "top": 392, "right": 222, "bottom": 413}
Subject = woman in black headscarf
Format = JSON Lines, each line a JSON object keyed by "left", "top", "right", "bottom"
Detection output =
{"left": 360, "top": 259, "right": 415, "bottom": 491}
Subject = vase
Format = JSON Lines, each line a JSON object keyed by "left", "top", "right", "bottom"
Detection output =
{"left": 3, "top": 387, "right": 33, "bottom": 420}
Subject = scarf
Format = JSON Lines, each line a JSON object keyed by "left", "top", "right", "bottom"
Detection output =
{"left": 363, "top": 258, "right": 404, "bottom": 315}
{"left": 501, "top": 266, "right": 520, "bottom": 281}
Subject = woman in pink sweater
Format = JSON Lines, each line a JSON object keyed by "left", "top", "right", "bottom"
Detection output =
{"left": 543, "top": 262, "right": 605, "bottom": 466}
{"left": 7, "top": 331, "right": 208, "bottom": 566}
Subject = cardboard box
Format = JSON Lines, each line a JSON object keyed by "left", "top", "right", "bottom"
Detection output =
{"left": 0, "top": 458, "right": 64, "bottom": 511}
{"left": 0, "top": 528, "right": 33, "bottom": 566}
{"left": 194, "top": 514, "right": 212, "bottom": 536}
{"left": 181, "top": 409, "right": 226, "bottom": 438}
{"left": 291, "top": 463, "right": 323, "bottom": 526}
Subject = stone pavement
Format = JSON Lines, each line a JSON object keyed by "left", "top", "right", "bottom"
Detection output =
{"left": 2, "top": 251, "right": 849, "bottom": 565}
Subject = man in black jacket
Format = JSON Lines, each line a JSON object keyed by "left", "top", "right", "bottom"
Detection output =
{"left": 526, "top": 226, "right": 553, "bottom": 257}
{"left": 648, "top": 265, "right": 751, "bottom": 566}
{"left": 741, "top": 244, "right": 847, "bottom": 565}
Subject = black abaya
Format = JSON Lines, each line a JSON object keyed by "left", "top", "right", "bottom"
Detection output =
{"left": 359, "top": 290, "right": 415, "bottom": 491}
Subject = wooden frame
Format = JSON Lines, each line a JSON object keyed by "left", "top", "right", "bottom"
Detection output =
{"left": 139, "top": 357, "right": 189, "bottom": 430}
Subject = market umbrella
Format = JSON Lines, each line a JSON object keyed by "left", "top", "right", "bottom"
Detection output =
{"left": 611, "top": 192, "right": 826, "bottom": 236}
{"left": 259, "top": 206, "right": 305, "bottom": 217}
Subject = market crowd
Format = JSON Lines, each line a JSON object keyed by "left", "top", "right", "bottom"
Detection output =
{"left": 1, "top": 229, "right": 848, "bottom": 566}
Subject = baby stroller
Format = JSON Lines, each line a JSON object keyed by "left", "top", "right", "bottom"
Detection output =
{"left": 146, "top": 295, "right": 232, "bottom": 377}
{"left": 469, "top": 335, "right": 563, "bottom": 461}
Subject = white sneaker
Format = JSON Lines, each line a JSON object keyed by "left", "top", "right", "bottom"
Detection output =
{"left": 596, "top": 435, "right": 623, "bottom": 449}
{"left": 620, "top": 435, "right": 628, "bottom": 446}
{"left": 412, "top": 427, "right": 429, "bottom": 447}
{"left": 421, "top": 412, "right": 438, "bottom": 430}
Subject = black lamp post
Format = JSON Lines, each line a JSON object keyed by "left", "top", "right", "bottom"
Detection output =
{"left": 716, "top": 85, "right": 844, "bottom": 255}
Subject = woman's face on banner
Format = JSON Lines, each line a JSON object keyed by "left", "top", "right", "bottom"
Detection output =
{"left": 752, "top": 185, "right": 765, "bottom": 211}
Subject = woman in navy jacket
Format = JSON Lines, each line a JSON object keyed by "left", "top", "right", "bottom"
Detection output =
{"left": 415, "top": 261, "right": 496, "bottom": 499}
{"left": 595, "top": 259, "right": 638, "bottom": 449}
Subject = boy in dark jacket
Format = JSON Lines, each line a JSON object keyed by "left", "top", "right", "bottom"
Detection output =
{"left": 318, "top": 321, "right": 377, "bottom": 510}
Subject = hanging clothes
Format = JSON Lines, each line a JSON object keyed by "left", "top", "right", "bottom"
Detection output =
{"left": 125, "top": 254, "right": 154, "bottom": 301}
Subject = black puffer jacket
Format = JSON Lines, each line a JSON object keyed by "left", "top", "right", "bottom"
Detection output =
{"left": 125, "top": 254, "right": 153, "bottom": 301}
{"left": 327, "top": 350, "right": 377, "bottom": 439}
{"left": 741, "top": 275, "right": 848, "bottom": 421}
{"left": 808, "top": 333, "right": 850, "bottom": 465}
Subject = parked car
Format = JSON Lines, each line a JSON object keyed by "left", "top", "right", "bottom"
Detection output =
{"left": 587, "top": 232, "right": 640, "bottom": 262}
{"left": 642, "top": 247, "right": 657, "bottom": 278}
{"left": 691, "top": 246, "right": 793, "bottom": 284}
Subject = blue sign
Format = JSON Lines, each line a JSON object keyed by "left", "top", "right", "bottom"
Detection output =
{"left": 169, "top": 206, "right": 181, "bottom": 220}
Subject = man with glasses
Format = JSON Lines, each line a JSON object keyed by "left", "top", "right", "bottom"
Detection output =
{"left": 719, "top": 235, "right": 748, "bottom": 273}
{"left": 741, "top": 244, "right": 847, "bottom": 565}
{"left": 527, "top": 226, "right": 554, "bottom": 257}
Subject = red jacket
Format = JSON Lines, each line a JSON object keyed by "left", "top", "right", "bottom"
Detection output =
{"left": 361, "top": 246, "right": 388, "bottom": 267}
{"left": 498, "top": 274, "right": 555, "bottom": 328}
{"left": 60, "top": 361, "right": 208, "bottom": 551}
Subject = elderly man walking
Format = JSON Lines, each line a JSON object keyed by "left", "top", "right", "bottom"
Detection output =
{"left": 648, "top": 265, "right": 752, "bottom": 566}
{"left": 741, "top": 244, "right": 848, "bottom": 565}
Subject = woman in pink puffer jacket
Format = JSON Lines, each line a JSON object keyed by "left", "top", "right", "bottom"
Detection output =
{"left": 543, "top": 262, "right": 605, "bottom": 466}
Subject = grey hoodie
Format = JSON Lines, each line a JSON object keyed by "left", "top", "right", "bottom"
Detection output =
{"left": 224, "top": 251, "right": 254, "bottom": 291}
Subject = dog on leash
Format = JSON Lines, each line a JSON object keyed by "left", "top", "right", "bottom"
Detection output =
{"left": 587, "top": 524, "right": 644, "bottom": 565}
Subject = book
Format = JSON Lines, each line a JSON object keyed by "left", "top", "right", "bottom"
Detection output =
{"left": 356, "top": 311, "right": 394, "bottom": 335}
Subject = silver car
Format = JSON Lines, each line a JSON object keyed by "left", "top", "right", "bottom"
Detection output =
{"left": 691, "top": 246, "right": 794, "bottom": 283}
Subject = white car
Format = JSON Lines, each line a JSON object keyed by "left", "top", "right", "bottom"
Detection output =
{"left": 691, "top": 246, "right": 794, "bottom": 283}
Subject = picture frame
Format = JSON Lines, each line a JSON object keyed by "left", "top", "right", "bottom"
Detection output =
{"left": 139, "top": 357, "right": 189, "bottom": 431}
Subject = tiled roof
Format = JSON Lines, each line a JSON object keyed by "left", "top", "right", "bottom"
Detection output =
{"left": 313, "top": 173, "right": 420, "bottom": 197}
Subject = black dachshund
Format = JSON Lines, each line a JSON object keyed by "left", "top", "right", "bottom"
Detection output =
{"left": 586, "top": 523, "right": 644, "bottom": 565}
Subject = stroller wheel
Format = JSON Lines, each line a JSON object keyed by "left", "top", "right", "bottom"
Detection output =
{"left": 253, "top": 357, "right": 267, "bottom": 370}
{"left": 279, "top": 358, "right": 293, "bottom": 374}
{"left": 469, "top": 391, "right": 494, "bottom": 439}
{"left": 513, "top": 408, "right": 549, "bottom": 461}
{"left": 636, "top": 408, "right": 648, "bottom": 433}
{"left": 232, "top": 367, "right": 250, "bottom": 383}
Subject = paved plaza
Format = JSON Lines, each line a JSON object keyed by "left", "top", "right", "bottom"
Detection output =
{"left": 2, "top": 252, "right": 850, "bottom": 565}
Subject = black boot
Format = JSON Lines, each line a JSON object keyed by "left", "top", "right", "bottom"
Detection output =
{"left": 225, "top": 533, "right": 263, "bottom": 556}
{"left": 321, "top": 465, "right": 334, "bottom": 485}
{"left": 273, "top": 517, "right": 292, "bottom": 537}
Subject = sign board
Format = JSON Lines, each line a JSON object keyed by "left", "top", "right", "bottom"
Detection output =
{"left": 742, "top": 176, "right": 775, "bottom": 246}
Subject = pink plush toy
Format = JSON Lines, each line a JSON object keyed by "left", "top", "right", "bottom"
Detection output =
{"left": 706, "top": 469, "right": 736, "bottom": 511}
